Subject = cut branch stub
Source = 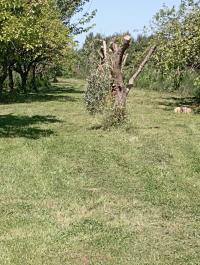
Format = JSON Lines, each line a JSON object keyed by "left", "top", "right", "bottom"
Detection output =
{"left": 119, "top": 35, "right": 132, "bottom": 66}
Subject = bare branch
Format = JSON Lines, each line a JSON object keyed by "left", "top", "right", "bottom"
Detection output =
{"left": 122, "top": 53, "right": 128, "bottom": 71}
{"left": 128, "top": 45, "right": 156, "bottom": 88}
{"left": 102, "top": 40, "right": 107, "bottom": 61}
{"left": 98, "top": 50, "right": 104, "bottom": 59}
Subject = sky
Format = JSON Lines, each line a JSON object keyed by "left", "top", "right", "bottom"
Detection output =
{"left": 75, "top": 0, "right": 181, "bottom": 45}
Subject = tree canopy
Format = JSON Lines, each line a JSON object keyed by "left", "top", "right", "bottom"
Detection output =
{"left": 152, "top": 0, "right": 200, "bottom": 88}
{"left": 0, "top": 0, "right": 95, "bottom": 93}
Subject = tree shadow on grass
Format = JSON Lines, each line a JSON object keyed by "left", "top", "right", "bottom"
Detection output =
{"left": 43, "top": 84, "right": 85, "bottom": 95}
{"left": 0, "top": 80, "right": 85, "bottom": 104}
{"left": 0, "top": 92, "right": 76, "bottom": 105}
{"left": 0, "top": 114, "right": 62, "bottom": 139}
{"left": 158, "top": 95, "right": 200, "bottom": 113}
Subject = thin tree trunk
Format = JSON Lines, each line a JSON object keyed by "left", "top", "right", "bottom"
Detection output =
{"left": 53, "top": 74, "right": 58, "bottom": 83}
{"left": 122, "top": 53, "right": 128, "bottom": 71}
{"left": 20, "top": 73, "right": 28, "bottom": 93}
{"left": 8, "top": 66, "right": 14, "bottom": 93}
{"left": 31, "top": 64, "right": 38, "bottom": 92}
{"left": 0, "top": 82, "right": 3, "bottom": 96}
{"left": 14, "top": 63, "right": 31, "bottom": 93}
{"left": 0, "top": 68, "right": 8, "bottom": 96}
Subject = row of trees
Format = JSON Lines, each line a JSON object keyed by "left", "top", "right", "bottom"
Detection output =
{"left": 1, "top": 0, "right": 199, "bottom": 121}
{"left": 78, "top": 0, "right": 200, "bottom": 90}
{"left": 0, "top": 0, "right": 95, "bottom": 95}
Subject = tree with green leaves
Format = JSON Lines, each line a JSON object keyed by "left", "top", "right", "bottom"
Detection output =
{"left": 0, "top": 0, "right": 71, "bottom": 92}
{"left": 152, "top": 0, "right": 200, "bottom": 89}
{"left": 0, "top": 0, "right": 95, "bottom": 94}
{"left": 55, "top": 0, "right": 96, "bottom": 34}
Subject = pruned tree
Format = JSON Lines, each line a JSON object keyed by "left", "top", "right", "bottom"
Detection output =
{"left": 86, "top": 35, "right": 156, "bottom": 122}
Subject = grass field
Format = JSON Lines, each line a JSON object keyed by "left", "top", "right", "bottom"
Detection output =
{"left": 0, "top": 79, "right": 200, "bottom": 265}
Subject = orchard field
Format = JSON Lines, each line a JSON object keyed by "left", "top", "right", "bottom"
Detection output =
{"left": 1, "top": 0, "right": 200, "bottom": 264}
{"left": 0, "top": 79, "right": 200, "bottom": 265}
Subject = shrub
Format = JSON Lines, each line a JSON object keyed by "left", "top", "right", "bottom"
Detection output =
{"left": 85, "top": 51, "right": 110, "bottom": 114}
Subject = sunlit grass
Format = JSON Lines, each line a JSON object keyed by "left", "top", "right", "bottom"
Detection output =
{"left": 0, "top": 79, "right": 200, "bottom": 264}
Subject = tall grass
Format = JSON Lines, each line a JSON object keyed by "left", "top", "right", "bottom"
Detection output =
{"left": 135, "top": 66, "right": 200, "bottom": 99}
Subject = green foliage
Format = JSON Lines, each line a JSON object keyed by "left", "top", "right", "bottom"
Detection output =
{"left": 193, "top": 75, "right": 200, "bottom": 100}
{"left": 123, "top": 34, "right": 153, "bottom": 84}
{"left": 0, "top": 0, "right": 77, "bottom": 93}
{"left": 85, "top": 51, "right": 110, "bottom": 114}
{"left": 152, "top": 0, "right": 200, "bottom": 89}
{"left": 0, "top": 0, "right": 96, "bottom": 93}
{"left": 75, "top": 33, "right": 104, "bottom": 78}
{"left": 55, "top": 0, "right": 96, "bottom": 34}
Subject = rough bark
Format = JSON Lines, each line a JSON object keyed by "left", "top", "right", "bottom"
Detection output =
{"left": 109, "top": 35, "right": 131, "bottom": 117}
{"left": 14, "top": 63, "right": 31, "bottom": 93}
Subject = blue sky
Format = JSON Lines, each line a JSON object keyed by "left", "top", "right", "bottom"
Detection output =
{"left": 75, "top": 0, "right": 181, "bottom": 45}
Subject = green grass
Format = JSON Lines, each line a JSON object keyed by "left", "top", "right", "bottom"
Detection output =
{"left": 0, "top": 78, "right": 200, "bottom": 265}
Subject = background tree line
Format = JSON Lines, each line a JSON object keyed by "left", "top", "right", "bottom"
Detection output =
{"left": 1, "top": 0, "right": 200, "bottom": 103}
{"left": 75, "top": 0, "right": 200, "bottom": 101}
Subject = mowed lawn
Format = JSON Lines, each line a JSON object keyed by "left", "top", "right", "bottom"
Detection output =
{"left": 0, "top": 79, "right": 200, "bottom": 265}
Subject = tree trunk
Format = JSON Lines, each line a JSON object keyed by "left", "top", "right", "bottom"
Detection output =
{"left": 20, "top": 73, "right": 28, "bottom": 93}
{"left": 14, "top": 63, "right": 31, "bottom": 93}
{"left": 31, "top": 64, "right": 38, "bottom": 92}
{"left": 53, "top": 75, "right": 58, "bottom": 83}
{"left": 8, "top": 66, "right": 14, "bottom": 93}
{"left": 98, "top": 37, "right": 155, "bottom": 122}
{"left": 0, "top": 68, "right": 8, "bottom": 96}
{"left": 110, "top": 36, "right": 131, "bottom": 119}
{"left": 99, "top": 35, "right": 132, "bottom": 120}
{"left": 111, "top": 64, "right": 128, "bottom": 117}
{"left": 0, "top": 81, "right": 3, "bottom": 96}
